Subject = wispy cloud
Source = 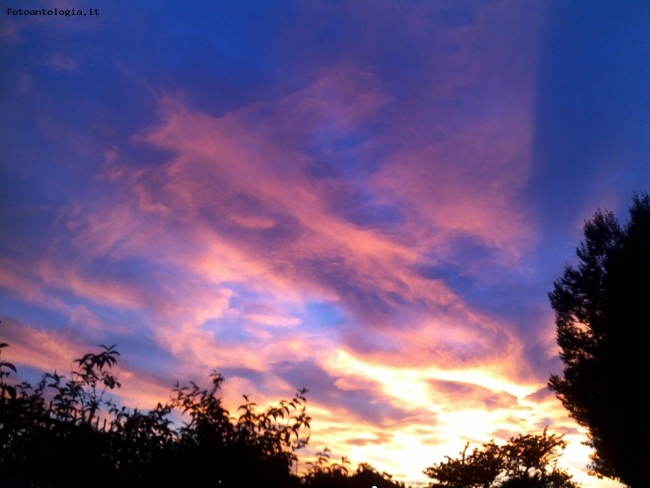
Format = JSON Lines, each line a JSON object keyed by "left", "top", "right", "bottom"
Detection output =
{"left": 46, "top": 53, "right": 79, "bottom": 73}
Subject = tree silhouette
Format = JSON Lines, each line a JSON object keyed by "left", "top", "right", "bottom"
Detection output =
{"left": 302, "top": 450, "right": 407, "bottom": 488}
{"left": 0, "top": 344, "right": 123, "bottom": 487}
{"left": 423, "top": 441, "right": 501, "bottom": 488}
{"left": 424, "top": 429, "right": 578, "bottom": 488}
{"left": 548, "top": 193, "right": 650, "bottom": 487}
{"left": 0, "top": 339, "right": 421, "bottom": 487}
{"left": 0, "top": 342, "right": 311, "bottom": 487}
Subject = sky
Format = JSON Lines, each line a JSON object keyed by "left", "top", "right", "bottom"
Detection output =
{"left": 1, "top": 1, "right": 649, "bottom": 486}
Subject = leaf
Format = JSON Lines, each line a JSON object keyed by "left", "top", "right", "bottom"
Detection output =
{"left": 2, "top": 361, "right": 17, "bottom": 373}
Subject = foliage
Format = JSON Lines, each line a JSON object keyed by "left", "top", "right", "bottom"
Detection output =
{"left": 302, "top": 449, "right": 407, "bottom": 488}
{"left": 0, "top": 343, "right": 122, "bottom": 487}
{"left": 548, "top": 192, "right": 650, "bottom": 487}
{"left": 0, "top": 338, "right": 581, "bottom": 488}
{"left": 0, "top": 339, "right": 424, "bottom": 487}
{"left": 0, "top": 342, "right": 310, "bottom": 487}
{"left": 424, "top": 441, "right": 501, "bottom": 488}
{"left": 424, "top": 429, "right": 579, "bottom": 488}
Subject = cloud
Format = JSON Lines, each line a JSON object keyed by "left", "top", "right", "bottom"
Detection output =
{"left": 12, "top": 54, "right": 555, "bottom": 481}
{"left": 46, "top": 53, "right": 79, "bottom": 72}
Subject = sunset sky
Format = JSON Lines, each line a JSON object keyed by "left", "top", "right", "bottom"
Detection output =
{"left": 1, "top": 1, "right": 649, "bottom": 486}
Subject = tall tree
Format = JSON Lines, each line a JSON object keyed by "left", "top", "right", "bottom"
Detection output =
{"left": 548, "top": 193, "right": 650, "bottom": 487}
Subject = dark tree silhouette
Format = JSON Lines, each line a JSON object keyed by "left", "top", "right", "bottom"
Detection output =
{"left": 424, "top": 429, "right": 578, "bottom": 488}
{"left": 0, "top": 343, "right": 123, "bottom": 487}
{"left": 302, "top": 450, "right": 407, "bottom": 488}
{"left": 0, "top": 342, "right": 310, "bottom": 487}
{"left": 548, "top": 193, "right": 650, "bottom": 487}
{"left": 0, "top": 340, "right": 410, "bottom": 488}
{"left": 423, "top": 441, "right": 501, "bottom": 488}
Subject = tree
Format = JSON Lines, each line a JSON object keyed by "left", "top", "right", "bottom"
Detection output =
{"left": 424, "top": 429, "right": 578, "bottom": 488}
{"left": 424, "top": 441, "right": 501, "bottom": 488}
{"left": 1, "top": 340, "right": 417, "bottom": 487}
{"left": 0, "top": 341, "right": 311, "bottom": 488}
{"left": 302, "top": 452, "right": 407, "bottom": 488}
{"left": 548, "top": 193, "right": 650, "bottom": 487}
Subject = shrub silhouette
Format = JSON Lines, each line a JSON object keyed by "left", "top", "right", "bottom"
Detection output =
{"left": 0, "top": 342, "right": 410, "bottom": 488}
{"left": 302, "top": 449, "right": 406, "bottom": 488}
{"left": 0, "top": 341, "right": 579, "bottom": 488}
{"left": 0, "top": 342, "right": 310, "bottom": 487}
{"left": 0, "top": 343, "right": 122, "bottom": 487}
{"left": 424, "top": 429, "right": 579, "bottom": 488}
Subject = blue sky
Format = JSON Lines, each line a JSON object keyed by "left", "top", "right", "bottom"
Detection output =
{"left": 1, "top": 1, "right": 649, "bottom": 485}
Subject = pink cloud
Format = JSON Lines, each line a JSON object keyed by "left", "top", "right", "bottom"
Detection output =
{"left": 46, "top": 53, "right": 79, "bottom": 73}
{"left": 41, "top": 54, "right": 548, "bottom": 428}
{"left": 36, "top": 260, "right": 145, "bottom": 309}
